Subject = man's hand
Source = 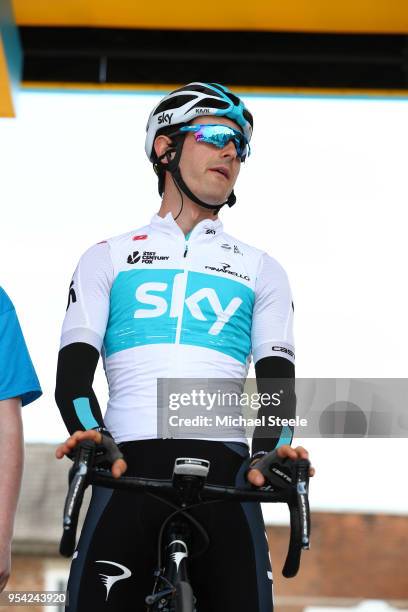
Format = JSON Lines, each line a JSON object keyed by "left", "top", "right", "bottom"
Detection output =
{"left": 247, "top": 445, "right": 315, "bottom": 487}
{"left": 0, "top": 542, "right": 11, "bottom": 592}
{"left": 55, "top": 430, "right": 127, "bottom": 478}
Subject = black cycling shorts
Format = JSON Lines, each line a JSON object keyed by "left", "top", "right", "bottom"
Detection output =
{"left": 65, "top": 439, "right": 273, "bottom": 611}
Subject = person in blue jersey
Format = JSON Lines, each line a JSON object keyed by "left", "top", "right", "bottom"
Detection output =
{"left": 0, "top": 287, "right": 42, "bottom": 592}
{"left": 55, "top": 83, "right": 314, "bottom": 611}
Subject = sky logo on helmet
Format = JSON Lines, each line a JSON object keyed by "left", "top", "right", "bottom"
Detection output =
{"left": 158, "top": 112, "right": 173, "bottom": 125}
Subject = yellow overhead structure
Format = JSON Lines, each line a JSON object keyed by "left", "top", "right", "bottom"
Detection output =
{"left": 0, "top": 0, "right": 21, "bottom": 118}
{"left": 0, "top": 36, "right": 13, "bottom": 117}
{"left": 12, "top": 0, "right": 408, "bottom": 33}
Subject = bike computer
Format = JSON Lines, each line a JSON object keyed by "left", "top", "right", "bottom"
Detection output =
{"left": 173, "top": 458, "right": 210, "bottom": 478}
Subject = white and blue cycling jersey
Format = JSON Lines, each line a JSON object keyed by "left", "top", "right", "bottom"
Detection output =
{"left": 60, "top": 212, "right": 294, "bottom": 443}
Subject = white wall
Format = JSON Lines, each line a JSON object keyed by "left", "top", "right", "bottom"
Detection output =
{"left": 1, "top": 91, "right": 407, "bottom": 517}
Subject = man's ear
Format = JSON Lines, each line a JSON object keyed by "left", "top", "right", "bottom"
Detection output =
{"left": 154, "top": 135, "right": 173, "bottom": 163}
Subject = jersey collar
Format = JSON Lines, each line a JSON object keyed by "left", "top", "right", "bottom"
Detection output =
{"left": 150, "top": 212, "right": 223, "bottom": 241}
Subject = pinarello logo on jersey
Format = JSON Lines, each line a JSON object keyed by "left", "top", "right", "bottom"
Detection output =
{"left": 133, "top": 234, "right": 148, "bottom": 241}
{"left": 204, "top": 262, "right": 250, "bottom": 281}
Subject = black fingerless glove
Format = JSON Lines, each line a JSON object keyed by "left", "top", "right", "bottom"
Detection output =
{"left": 92, "top": 427, "right": 124, "bottom": 467}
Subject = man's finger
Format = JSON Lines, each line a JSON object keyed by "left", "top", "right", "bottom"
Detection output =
{"left": 247, "top": 468, "right": 265, "bottom": 487}
{"left": 55, "top": 446, "right": 65, "bottom": 459}
{"left": 277, "top": 445, "right": 297, "bottom": 459}
{"left": 111, "top": 459, "right": 128, "bottom": 479}
{"left": 55, "top": 440, "right": 73, "bottom": 458}
{"left": 294, "top": 445, "right": 309, "bottom": 459}
{"left": 55, "top": 430, "right": 102, "bottom": 459}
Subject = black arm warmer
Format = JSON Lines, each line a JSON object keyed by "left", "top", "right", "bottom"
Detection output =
{"left": 55, "top": 342, "right": 105, "bottom": 436}
{"left": 251, "top": 356, "right": 296, "bottom": 459}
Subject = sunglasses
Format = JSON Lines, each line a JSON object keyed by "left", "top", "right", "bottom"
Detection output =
{"left": 170, "top": 124, "right": 250, "bottom": 162}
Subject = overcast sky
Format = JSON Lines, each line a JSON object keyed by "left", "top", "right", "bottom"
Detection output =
{"left": 0, "top": 90, "right": 407, "bottom": 520}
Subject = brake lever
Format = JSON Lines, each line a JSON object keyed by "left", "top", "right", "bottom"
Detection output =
{"left": 282, "top": 458, "right": 311, "bottom": 578}
{"left": 295, "top": 459, "right": 311, "bottom": 550}
{"left": 60, "top": 440, "right": 96, "bottom": 557}
{"left": 251, "top": 451, "right": 311, "bottom": 578}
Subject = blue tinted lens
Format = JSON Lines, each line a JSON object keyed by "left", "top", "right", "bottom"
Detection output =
{"left": 180, "top": 125, "right": 250, "bottom": 161}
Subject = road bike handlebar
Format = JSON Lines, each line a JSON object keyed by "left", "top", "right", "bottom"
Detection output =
{"left": 60, "top": 440, "right": 311, "bottom": 578}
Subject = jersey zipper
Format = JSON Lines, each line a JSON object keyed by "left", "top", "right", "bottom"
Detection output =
{"left": 175, "top": 238, "right": 190, "bottom": 344}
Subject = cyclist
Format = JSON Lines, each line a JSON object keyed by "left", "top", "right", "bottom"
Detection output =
{"left": 0, "top": 287, "right": 42, "bottom": 592}
{"left": 55, "top": 82, "right": 314, "bottom": 611}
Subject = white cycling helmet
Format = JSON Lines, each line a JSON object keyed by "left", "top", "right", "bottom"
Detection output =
{"left": 145, "top": 82, "right": 253, "bottom": 212}
{"left": 145, "top": 82, "right": 253, "bottom": 162}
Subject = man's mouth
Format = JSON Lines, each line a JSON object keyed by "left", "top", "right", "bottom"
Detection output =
{"left": 210, "top": 166, "right": 230, "bottom": 179}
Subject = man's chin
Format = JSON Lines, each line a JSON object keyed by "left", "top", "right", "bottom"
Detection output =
{"left": 194, "top": 190, "right": 229, "bottom": 206}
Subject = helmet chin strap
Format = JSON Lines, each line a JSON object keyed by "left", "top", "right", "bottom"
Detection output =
{"left": 156, "top": 138, "right": 236, "bottom": 215}
{"left": 171, "top": 166, "right": 236, "bottom": 215}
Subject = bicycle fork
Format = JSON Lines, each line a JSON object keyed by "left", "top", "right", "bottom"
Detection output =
{"left": 146, "top": 520, "right": 194, "bottom": 611}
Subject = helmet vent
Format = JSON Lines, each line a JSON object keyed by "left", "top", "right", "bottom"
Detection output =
{"left": 190, "top": 84, "right": 225, "bottom": 96}
{"left": 153, "top": 95, "right": 196, "bottom": 115}
{"left": 227, "top": 93, "right": 241, "bottom": 106}
{"left": 243, "top": 109, "right": 254, "bottom": 128}
{"left": 171, "top": 84, "right": 222, "bottom": 97}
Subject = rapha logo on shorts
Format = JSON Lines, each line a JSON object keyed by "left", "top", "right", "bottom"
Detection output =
{"left": 158, "top": 112, "right": 173, "bottom": 125}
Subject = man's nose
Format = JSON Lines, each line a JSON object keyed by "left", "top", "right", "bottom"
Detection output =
{"left": 221, "top": 139, "right": 238, "bottom": 159}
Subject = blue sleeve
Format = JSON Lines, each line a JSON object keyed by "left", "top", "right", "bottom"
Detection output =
{"left": 0, "top": 287, "right": 42, "bottom": 407}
